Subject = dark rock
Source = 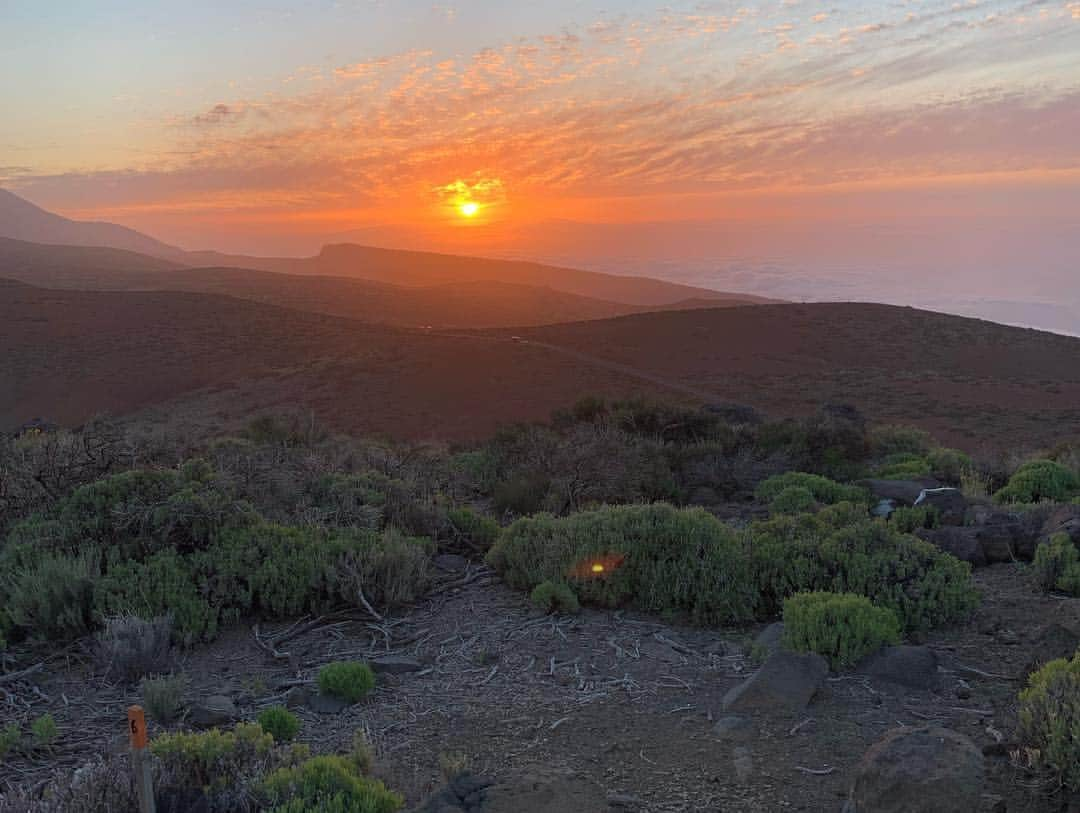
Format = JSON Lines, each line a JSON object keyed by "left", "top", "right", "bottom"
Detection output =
{"left": 917, "top": 527, "right": 986, "bottom": 567}
{"left": 850, "top": 726, "right": 985, "bottom": 813}
{"left": 157, "top": 787, "right": 211, "bottom": 813}
{"left": 412, "top": 772, "right": 495, "bottom": 812}
{"left": 1022, "top": 623, "right": 1080, "bottom": 679}
{"left": 306, "top": 692, "right": 351, "bottom": 714}
{"left": 979, "top": 793, "right": 1006, "bottom": 813}
{"left": 722, "top": 650, "right": 828, "bottom": 713}
{"left": 858, "top": 479, "right": 943, "bottom": 506}
{"left": 189, "top": 695, "right": 237, "bottom": 728}
{"left": 1040, "top": 504, "right": 1080, "bottom": 547}
{"left": 754, "top": 622, "right": 785, "bottom": 655}
{"left": 712, "top": 714, "right": 755, "bottom": 741}
{"left": 284, "top": 686, "right": 309, "bottom": 709}
{"left": 606, "top": 792, "right": 644, "bottom": 809}
{"left": 434, "top": 554, "right": 469, "bottom": 573}
{"left": 858, "top": 645, "right": 941, "bottom": 691}
{"left": 914, "top": 487, "right": 967, "bottom": 525}
{"left": 370, "top": 655, "right": 425, "bottom": 675}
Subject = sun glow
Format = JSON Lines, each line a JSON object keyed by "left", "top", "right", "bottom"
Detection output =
{"left": 459, "top": 201, "right": 480, "bottom": 218}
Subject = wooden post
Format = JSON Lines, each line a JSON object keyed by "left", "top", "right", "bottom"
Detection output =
{"left": 128, "top": 705, "right": 156, "bottom": 813}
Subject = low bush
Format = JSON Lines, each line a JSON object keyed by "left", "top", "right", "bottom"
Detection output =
{"left": 530, "top": 581, "right": 579, "bottom": 614}
{"left": 875, "top": 453, "right": 932, "bottom": 480}
{"left": 868, "top": 425, "right": 932, "bottom": 457}
{"left": 889, "top": 505, "right": 940, "bottom": 534}
{"left": 140, "top": 674, "right": 187, "bottom": 724}
{"left": 926, "top": 447, "right": 973, "bottom": 485}
{"left": 447, "top": 507, "right": 500, "bottom": 552}
{"left": 95, "top": 614, "right": 173, "bottom": 683}
{"left": 994, "top": 460, "right": 1080, "bottom": 504}
{"left": 318, "top": 662, "right": 376, "bottom": 704}
{"left": 150, "top": 722, "right": 278, "bottom": 791}
{"left": 1018, "top": 651, "right": 1080, "bottom": 791}
{"left": 258, "top": 706, "right": 301, "bottom": 743}
{"left": 488, "top": 503, "right": 757, "bottom": 626}
{"left": 1, "top": 551, "right": 98, "bottom": 641}
{"left": 782, "top": 592, "right": 901, "bottom": 670}
{"left": 30, "top": 714, "right": 58, "bottom": 750}
{"left": 331, "top": 529, "right": 434, "bottom": 610}
{"left": 262, "top": 754, "right": 403, "bottom": 813}
{"left": 748, "top": 502, "right": 978, "bottom": 630}
{"left": 1032, "top": 533, "right": 1080, "bottom": 595}
{"left": 768, "top": 485, "right": 816, "bottom": 515}
{"left": 755, "top": 472, "right": 869, "bottom": 507}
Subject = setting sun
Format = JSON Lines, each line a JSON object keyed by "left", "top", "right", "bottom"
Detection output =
{"left": 459, "top": 201, "right": 479, "bottom": 218}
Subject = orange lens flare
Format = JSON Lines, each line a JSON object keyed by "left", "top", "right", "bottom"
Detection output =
{"left": 569, "top": 554, "right": 625, "bottom": 580}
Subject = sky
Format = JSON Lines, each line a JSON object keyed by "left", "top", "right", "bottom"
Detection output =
{"left": 2, "top": 1, "right": 1080, "bottom": 326}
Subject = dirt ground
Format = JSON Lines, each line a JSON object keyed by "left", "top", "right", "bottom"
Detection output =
{"left": 1, "top": 562, "right": 1078, "bottom": 812}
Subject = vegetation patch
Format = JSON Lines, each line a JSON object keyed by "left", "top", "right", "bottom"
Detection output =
{"left": 258, "top": 706, "right": 302, "bottom": 743}
{"left": 994, "top": 460, "right": 1080, "bottom": 504}
{"left": 755, "top": 472, "right": 869, "bottom": 507}
{"left": 318, "top": 662, "right": 377, "bottom": 704}
{"left": 1019, "top": 651, "right": 1080, "bottom": 792}
{"left": 530, "top": 580, "right": 580, "bottom": 614}
{"left": 1033, "top": 533, "right": 1080, "bottom": 595}
{"left": 781, "top": 592, "right": 901, "bottom": 670}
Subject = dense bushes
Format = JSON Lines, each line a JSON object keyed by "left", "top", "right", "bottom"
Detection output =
{"left": 755, "top": 472, "right": 869, "bottom": 507}
{"left": 782, "top": 592, "right": 901, "bottom": 669}
{"left": 318, "top": 662, "right": 376, "bottom": 704}
{"left": 749, "top": 502, "right": 978, "bottom": 630}
{"left": 994, "top": 460, "right": 1080, "bottom": 504}
{"left": 488, "top": 501, "right": 977, "bottom": 630}
{"left": 263, "top": 755, "right": 402, "bottom": 813}
{"left": 258, "top": 707, "right": 301, "bottom": 743}
{"left": 1033, "top": 533, "right": 1080, "bottom": 595}
{"left": 530, "top": 581, "right": 579, "bottom": 614}
{"left": 1019, "top": 651, "right": 1080, "bottom": 791}
{"left": 488, "top": 504, "right": 757, "bottom": 625}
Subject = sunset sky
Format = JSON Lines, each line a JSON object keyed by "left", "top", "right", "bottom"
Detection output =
{"left": 3, "top": 1, "right": 1079, "bottom": 320}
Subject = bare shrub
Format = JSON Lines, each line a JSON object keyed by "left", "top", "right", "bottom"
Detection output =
{"left": 140, "top": 674, "right": 188, "bottom": 723}
{"left": 95, "top": 614, "right": 173, "bottom": 683}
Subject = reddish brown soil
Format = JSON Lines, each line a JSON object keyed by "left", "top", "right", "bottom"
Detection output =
{"left": 2, "top": 280, "right": 1077, "bottom": 452}
{"left": 2, "top": 563, "right": 1076, "bottom": 812}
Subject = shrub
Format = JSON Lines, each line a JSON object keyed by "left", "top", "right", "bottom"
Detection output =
{"left": 95, "top": 614, "right": 173, "bottom": 683}
{"left": 447, "top": 507, "right": 500, "bottom": 552}
{"left": 755, "top": 472, "right": 869, "bottom": 506}
{"left": 890, "top": 505, "right": 940, "bottom": 534}
{"left": 994, "top": 460, "right": 1080, "bottom": 504}
{"left": 258, "top": 707, "right": 301, "bottom": 743}
{"left": 262, "top": 754, "right": 403, "bottom": 813}
{"left": 1, "top": 551, "right": 98, "bottom": 641}
{"left": 488, "top": 503, "right": 757, "bottom": 626}
{"left": 926, "top": 447, "right": 973, "bottom": 485}
{"left": 530, "top": 581, "right": 579, "bottom": 614}
{"left": 350, "top": 730, "right": 374, "bottom": 774}
{"left": 30, "top": 714, "right": 58, "bottom": 749}
{"left": 868, "top": 425, "right": 932, "bottom": 457}
{"left": 768, "top": 485, "right": 816, "bottom": 515}
{"left": 1033, "top": 533, "right": 1080, "bottom": 595}
{"left": 875, "top": 453, "right": 932, "bottom": 480}
{"left": 748, "top": 502, "right": 978, "bottom": 630}
{"left": 493, "top": 473, "right": 551, "bottom": 516}
{"left": 1018, "top": 651, "right": 1080, "bottom": 791}
{"left": 331, "top": 528, "right": 434, "bottom": 610}
{"left": 318, "top": 662, "right": 376, "bottom": 704}
{"left": 0, "top": 723, "right": 20, "bottom": 759}
{"left": 140, "top": 674, "right": 187, "bottom": 724}
{"left": 782, "top": 592, "right": 901, "bottom": 670}
{"left": 150, "top": 722, "right": 276, "bottom": 791}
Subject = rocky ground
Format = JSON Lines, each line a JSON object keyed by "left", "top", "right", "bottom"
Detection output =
{"left": 1, "top": 555, "right": 1078, "bottom": 812}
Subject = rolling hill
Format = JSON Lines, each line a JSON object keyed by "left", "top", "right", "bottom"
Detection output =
{"left": 2, "top": 278, "right": 1077, "bottom": 450}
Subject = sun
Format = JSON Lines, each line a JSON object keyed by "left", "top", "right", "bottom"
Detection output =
{"left": 459, "top": 201, "right": 480, "bottom": 218}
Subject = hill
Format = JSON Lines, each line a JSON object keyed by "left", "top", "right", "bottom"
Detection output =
{"left": 0, "top": 189, "right": 184, "bottom": 260}
{"left": 1, "top": 280, "right": 1077, "bottom": 449}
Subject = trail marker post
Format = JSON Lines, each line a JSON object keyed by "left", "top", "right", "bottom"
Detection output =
{"left": 128, "top": 705, "right": 156, "bottom": 813}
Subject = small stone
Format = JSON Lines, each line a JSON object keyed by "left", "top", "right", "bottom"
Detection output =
{"left": 306, "top": 692, "right": 351, "bottom": 714}
{"left": 189, "top": 695, "right": 238, "bottom": 728}
{"left": 369, "top": 655, "right": 424, "bottom": 675}
{"left": 284, "top": 686, "right": 309, "bottom": 709}
{"left": 956, "top": 686, "right": 972, "bottom": 700}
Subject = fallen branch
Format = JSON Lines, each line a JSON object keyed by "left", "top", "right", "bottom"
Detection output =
{"left": 0, "top": 662, "right": 44, "bottom": 685}
{"left": 794, "top": 766, "right": 835, "bottom": 776}
{"left": 357, "top": 586, "right": 384, "bottom": 621}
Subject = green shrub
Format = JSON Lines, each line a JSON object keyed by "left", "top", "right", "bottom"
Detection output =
{"left": 448, "top": 507, "right": 501, "bottom": 552}
{"left": 1033, "top": 533, "right": 1080, "bottom": 595}
{"left": 768, "top": 485, "right": 816, "bottom": 515}
{"left": 0, "top": 723, "right": 21, "bottom": 759}
{"left": 140, "top": 674, "right": 188, "bottom": 723}
{"left": 258, "top": 706, "right": 301, "bottom": 743}
{"left": 30, "top": 714, "right": 58, "bottom": 749}
{"left": 890, "top": 505, "right": 940, "bottom": 534}
{"left": 493, "top": 473, "right": 551, "bottom": 516}
{"left": 868, "top": 425, "right": 932, "bottom": 457}
{"left": 331, "top": 528, "right": 434, "bottom": 610}
{"left": 488, "top": 503, "right": 757, "bottom": 626}
{"left": 755, "top": 472, "right": 869, "bottom": 507}
{"left": 781, "top": 592, "right": 901, "bottom": 670}
{"left": 926, "top": 447, "right": 973, "bottom": 485}
{"left": 263, "top": 754, "right": 403, "bottom": 813}
{"left": 151, "top": 722, "right": 276, "bottom": 791}
{"left": 875, "top": 453, "right": 932, "bottom": 480}
{"left": 530, "top": 581, "right": 579, "bottom": 614}
{"left": 1, "top": 551, "right": 98, "bottom": 641}
{"left": 318, "top": 662, "right": 376, "bottom": 704}
{"left": 994, "top": 460, "right": 1080, "bottom": 504}
{"left": 1019, "top": 651, "right": 1080, "bottom": 791}
{"left": 748, "top": 502, "right": 978, "bottom": 630}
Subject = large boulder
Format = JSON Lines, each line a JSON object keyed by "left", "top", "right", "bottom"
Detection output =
{"left": 849, "top": 726, "right": 985, "bottom": 813}
{"left": 858, "top": 479, "right": 943, "bottom": 507}
{"left": 916, "top": 527, "right": 985, "bottom": 567}
{"left": 722, "top": 650, "right": 828, "bottom": 713}
{"left": 857, "top": 645, "right": 941, "bottom": 692}
{"left": 914, "top": 488, "right": 967, "bottom": 525}
{"left": 918, "top": 514, "right": 1043, "bottom": 566}
{"left": 1023, "top": 623, "right": 1080, "bottom": 680}
{"left": 1040, "top": 504, "right": 1080, "bottom": 547}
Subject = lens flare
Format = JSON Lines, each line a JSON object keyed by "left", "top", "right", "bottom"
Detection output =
{"left": 459, "top": 201, "right": 479, "bottom": 217}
